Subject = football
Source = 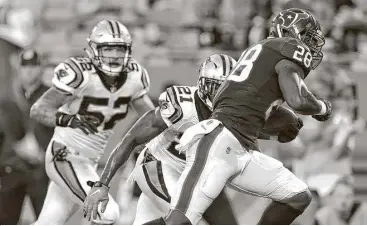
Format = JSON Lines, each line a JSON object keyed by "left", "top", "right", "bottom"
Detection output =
{"left": 262, "top": 105, "right": 301, "bottom": 136}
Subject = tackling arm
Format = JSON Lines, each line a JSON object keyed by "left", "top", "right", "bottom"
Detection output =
{"left": 131, "top": 94, "right": 155, "bottom": 116}
{"left": 99, "top": 107, "right": 167, "bottom": 185}
{"left": 30, "top": 87, "right": 72, "bottom": 127}
{"left": 277, "top": 59, "right": 330, "bottom": 117}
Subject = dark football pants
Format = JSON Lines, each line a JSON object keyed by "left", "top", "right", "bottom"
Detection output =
{"left": 0, "top": 165, "right": 49, "bottom": 224}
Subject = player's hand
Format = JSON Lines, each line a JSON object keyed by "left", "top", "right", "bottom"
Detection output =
{"left": 56, "top": 112, "right": 99, "bottom": 135}
{"left": 277, "top": 118, "right": 304, "bottom": 143}
{"left": 312, "top": 99, "right": 332, "bottom": 122}
{"left": 83, "top": 181, "right": 110, "bottom": 221}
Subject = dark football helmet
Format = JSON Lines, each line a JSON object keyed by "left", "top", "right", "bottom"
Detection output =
{"left": 270, "top": 8, "right": 325, "bottom": 69}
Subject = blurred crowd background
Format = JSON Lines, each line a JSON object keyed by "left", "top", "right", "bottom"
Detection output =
{"left": 1, "top": 0, "right": 367, "bottom": 224}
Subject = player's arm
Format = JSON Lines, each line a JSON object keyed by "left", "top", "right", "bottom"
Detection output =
{"left": 98, "top": 107, "right": 167, "bottom": 185}
{"left": 98, "top": 89, "right": 174, "bottom": 185}
{"left": 84, "top": 90, "right": 175, "bottom": 221}
{"left": 276, "top": 59, "right": 331, "bottom": 121}
{"left": 30, "top": 87, "right": 72, "bottom": 127}
{"left": 131, "top": 94, "right": 155, "bottom": 116}
{"left": 30, "top": 60, "right": 98, "bottom": 134}
{"left": 131, "top": 66, "right": 155, "bottom": 116}
{"left": 83, "top": 107, "right": 167, "bottom": 221}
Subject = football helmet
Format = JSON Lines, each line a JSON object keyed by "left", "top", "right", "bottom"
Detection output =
{"left": 197, "top": 54, "right": 236, "bottom": 109}
{"left": 270, "top": 8, "right": 325, "bottom": 69}
{"left": 87, "top": 20, "right": 132, "bottom": 76}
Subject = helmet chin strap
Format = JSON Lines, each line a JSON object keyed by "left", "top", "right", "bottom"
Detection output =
{"left": 85, "top": 48, "right": 99, "bottom": 66}
{"left": 198, "top": 92, "right": 213, "bottom": 111}
{"left": 205, "top": 98, "right": 213, "bottom": 110}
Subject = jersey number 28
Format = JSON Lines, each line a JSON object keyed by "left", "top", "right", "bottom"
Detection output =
{"left": 292, "top": 45, "right": 312, "bottom": 68}
{"left": 228, "top": 44, "right": 262, "bottom": 82}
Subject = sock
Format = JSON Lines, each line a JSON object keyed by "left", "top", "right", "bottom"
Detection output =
{"left": 143, "top": 217, "right": 166, "bottom": 225}
{"left": 257, "top": 201, "right": 303, "bottom": 225}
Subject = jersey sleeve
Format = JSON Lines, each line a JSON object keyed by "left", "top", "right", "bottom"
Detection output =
{"left": 51, "top": 57, "right": 88, "bottom": 96}
{"left": 131, "top": 63, "right": 151, "bottom": 100}
{"left": 280, "top": 38, "right": 312, "bottom": 76}
{"left": 158, "top": 87, "right": 183, "bottom": 127}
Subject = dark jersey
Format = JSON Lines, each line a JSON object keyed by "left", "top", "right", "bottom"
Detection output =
{"left": 212, "top": 37, "right": 312, "bottom": 150}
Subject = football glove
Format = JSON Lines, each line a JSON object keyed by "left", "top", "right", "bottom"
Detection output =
{"left": 56, "top": 112, "right": 99, "bottom": 135}
{"left": 277, "top": 118, "right": 304, "bottom": 143}
{"left": 312, "top": 99, "right": 332, "bottom": 122}
{"left": 84, "top": 181, "right": 110, "bottom": 221}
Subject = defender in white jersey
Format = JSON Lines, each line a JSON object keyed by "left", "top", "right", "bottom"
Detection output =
{"left": 83, "top": 54, "right": 240, "bottom": 224}
{"left": 30, "top": 19, "right": 154, "bottom": 224}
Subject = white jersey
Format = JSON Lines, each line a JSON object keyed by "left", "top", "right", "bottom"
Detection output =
{"left": 145, "top": 85, "right": 210, "bottom": 172}
{"left": 51, "top": 56, "right": 150, "bottom": 161}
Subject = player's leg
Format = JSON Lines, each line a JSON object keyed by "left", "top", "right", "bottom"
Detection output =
{"left": 227, "top": 151, "right": 312, "bottom": 224}
{"left": 44, "top": 140, "right": 120, "bottom": 224}
{"left": 34, "top": 181, "right": 78, "bottom": 225}
{"left": 0, "top": 182, "right": 26, "bottom": 224}
{"left": 27, "top": 165, "right": 49, "bottom": 218}
{"left": 203, "top": 189, "right": 238, "bottom": 225}
{"left": 133, "top": 156, "right": 174, "bottom": 214}
{"left": 160, "top": 120, "right": 242, "bottom": 225}
{"left": 115, "top": 155, "right": 140, "bottom": 224}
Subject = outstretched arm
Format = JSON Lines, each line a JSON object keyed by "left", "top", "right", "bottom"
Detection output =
{"left": 276, "top": 59, "right": 328, "bottom": 116}
{"left": 99, "top": 107, "right": 168, "bottom": 185}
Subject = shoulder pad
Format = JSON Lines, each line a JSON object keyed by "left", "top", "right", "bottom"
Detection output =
{"left": 159, "top": 85, "right": 197, "bottom": 125}
{"left": 141, "top": 67, "right": 150, "bottom": 90}
{"left": 126, "top": 58, "right": 142, "bottom": 73}
{"left": 280, "top": 38, "right": 312, "bottom": 74}
{"left": 159, "top": 86, "right": 183, "bottom": 125}
{"left": 129, "top": 59, "right": 151, "bottom": 100}
{"left": 51, "top": 57, "right": 92, "bottom": 95}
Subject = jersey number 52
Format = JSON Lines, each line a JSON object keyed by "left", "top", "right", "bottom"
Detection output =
{"left": 78, "top": 96, "right": 131, "bottom": 130}
{"left": 228, "top": 44, "right": 262, "bottom": 82}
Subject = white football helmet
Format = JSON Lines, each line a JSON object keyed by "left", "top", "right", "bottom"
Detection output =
{"left": 197, "top": 54, "right": 236, "bottom": 109}
{"left": 87, "top": 19, "right": 132, "bottom": 76}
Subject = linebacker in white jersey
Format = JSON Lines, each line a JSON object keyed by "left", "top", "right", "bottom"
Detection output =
{"left": 83, "top": 54, "right": 239, "bottom": 224}
{"left": 30, "top": 19, "right": 154, "bottom": 224}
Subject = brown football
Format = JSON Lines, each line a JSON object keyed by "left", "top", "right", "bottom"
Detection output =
{"left": 262, "top": 105, "right": 300, "bottom": 136}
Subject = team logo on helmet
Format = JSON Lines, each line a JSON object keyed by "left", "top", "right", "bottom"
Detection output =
{"left": 277, "top": 10, "right": 310, "bottom": 28}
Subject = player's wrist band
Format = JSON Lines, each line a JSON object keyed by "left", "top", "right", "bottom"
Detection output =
{"left": 315, "top": 100, "right": 327, "bottom": 116}
{"left": 94, "top": 181, "right": 109, "bottom": 188}
{"left": 56, "top": 112, "right": 72, "bottom": 127}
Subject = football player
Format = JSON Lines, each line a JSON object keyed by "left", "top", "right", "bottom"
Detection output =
{"left": 141, "top": 8, "right": 332, "bottom": 225}
{"left": 83, "top": 53, "right": 303, "bottom": 224}
{"left": 30, "top": 20, "right": 154, "bottom": 225}
{"left": 83, "top": 54, "right": 238, "bottom": 224}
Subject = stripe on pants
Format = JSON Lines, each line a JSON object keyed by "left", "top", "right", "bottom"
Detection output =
{"left": 142, "top": 162, "right": 171, "bottom": 203}
{"left": 51, "top": 141, "right": 87, "bottom": 202}
{"left": 175, "top": 124, "right": 223, "bottom": 214}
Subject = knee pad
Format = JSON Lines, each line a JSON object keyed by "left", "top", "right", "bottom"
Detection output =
{"left": 92, "top": 199, "right": 120, "bottom": 224}
{"left": 283, "top": 189, "right": 312, "bottom": 212}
